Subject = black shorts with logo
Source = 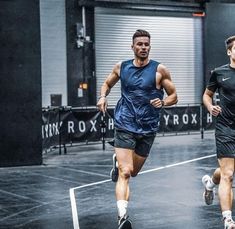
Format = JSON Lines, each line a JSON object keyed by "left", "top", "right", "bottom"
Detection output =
{"left": 215, "top": 122, "right": 235, "bottom": 158}
{"left": 114, "top": 128, "right": 156, "bottom": 158}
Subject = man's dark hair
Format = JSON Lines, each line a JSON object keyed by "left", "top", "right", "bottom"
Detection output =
{"left": 132, "top": 29, "right": 150, "bottom": 43}
{"left": 225, "top": 35, "right": 235, "bottom": 50}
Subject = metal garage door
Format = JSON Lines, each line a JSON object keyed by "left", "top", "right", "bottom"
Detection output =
{"left": 95, "top": 7, "right": 203, "bottom": 106}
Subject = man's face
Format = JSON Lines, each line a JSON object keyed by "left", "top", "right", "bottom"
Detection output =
{"left": 228, "top": 41, "right": 235, "bottom": 62}
{"left": 132, "top": 36, "right": 151, "bottom": 60}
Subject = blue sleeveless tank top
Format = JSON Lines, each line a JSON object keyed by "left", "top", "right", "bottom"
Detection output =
{"left": 114, "top": 59, "right": 164, "bottom": 134}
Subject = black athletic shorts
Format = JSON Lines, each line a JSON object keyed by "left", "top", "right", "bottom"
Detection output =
{"left": 215, "top": 122, "right": 235, "bottom": 158}
{"left": 114, "top": 128, "right": 156, "bottom": 158}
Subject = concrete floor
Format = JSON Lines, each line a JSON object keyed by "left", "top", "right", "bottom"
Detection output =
{"left": 0, "top": 132, "right": 228, "bottom": 229}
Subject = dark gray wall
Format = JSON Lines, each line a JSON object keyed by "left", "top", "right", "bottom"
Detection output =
{"left": 0, "top": 0, "right": 42, "bottom": 166}
{"left": 204, "top": 3, "right": 235, "bottom": 84}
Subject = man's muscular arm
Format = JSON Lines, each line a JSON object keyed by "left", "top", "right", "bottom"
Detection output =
{"left": 97, "top": 62, "right": 120, "bottom": 113}
{"left": 203, "top": 88, "right": 221, "bottom": 116}
{"left": 150, "top": 64, "right": 178, "bottom": 108}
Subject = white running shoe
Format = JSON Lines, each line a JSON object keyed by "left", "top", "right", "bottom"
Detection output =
{"left": 110, "top": 154, "right": 118, "bottom": 182}
{"left": 202, "top": 175, "right": 215, "bottom": 205}
{"left": 224, "top": 218, "right": 235, "bottom": 229}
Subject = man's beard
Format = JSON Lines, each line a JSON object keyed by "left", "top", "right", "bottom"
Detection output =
{"left": 137, "top": 54, "right": 148, "bottom": 61}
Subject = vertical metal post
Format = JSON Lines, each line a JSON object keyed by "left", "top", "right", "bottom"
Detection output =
{"left": 200, "top": 103, "right": 204, "bottom": 139}
{"left": 100, "top": 113, "right": 106, "bottom": 150}
{"left": 82, "top": 6, "right": 86, "bottom": 38}
{"left": 59, "top": 107, "right": 62, "bottom": 155}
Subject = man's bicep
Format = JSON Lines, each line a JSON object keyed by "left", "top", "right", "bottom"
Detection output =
{"left": 105, "top": 63, "right": 120, "bottom": 88}
{"left": 162, "top": 78, "right": 176, "bottom": 95}
{"left": 163, "top": 71, "right": 174, "bottom": 91}
{"left": 160, "top": 67, "right": 176, "bottom": 95}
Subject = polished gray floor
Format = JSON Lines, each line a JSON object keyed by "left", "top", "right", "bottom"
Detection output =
{"left": 0, "top": 132, "right": 228, "bottom": 229}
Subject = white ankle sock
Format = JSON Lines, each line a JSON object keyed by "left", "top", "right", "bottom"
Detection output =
{"left": 206, "top": 177, "right": 216, "bottom": 190}
{"left": 222, "top": 210, "right": 232, "bottom": 220}
{"left": 117, "top": 200, "right": 128, "bottom": 218}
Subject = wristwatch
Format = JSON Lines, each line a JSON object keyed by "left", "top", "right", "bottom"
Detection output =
{"left": 99, "top": 95, "right": 106, "bottom": 99}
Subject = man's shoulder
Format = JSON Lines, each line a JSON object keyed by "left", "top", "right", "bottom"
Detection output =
{"left": 213, "top": 64, "right": 230, "bottom": 73}
{"left": 150, "top": 59, "right": 160, "bottom": 64}
{"left": 120, "top": 59, "right": 133, "bottom": 69}
{"left": 121, "top": 59, "right": 133, "bottom": 65}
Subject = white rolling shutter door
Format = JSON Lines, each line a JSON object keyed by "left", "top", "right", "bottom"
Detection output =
{"left": 40, "top": 0, "right": 67, "bottom": 107}
{"left": 95, "top": 7, "right": 203, "bottom": 106}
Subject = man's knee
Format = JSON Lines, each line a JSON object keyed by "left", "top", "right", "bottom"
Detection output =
{"left": 119, "top": 166, "right": 132, "bottom": 179}
{"left": 221, "top": 169, "right": 234, "bottom": 183}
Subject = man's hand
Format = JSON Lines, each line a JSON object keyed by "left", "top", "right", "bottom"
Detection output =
{"left": 97, "top": 97, "right": 108, "bottom": 114}
{"left": 208, "top": 105, "right": 222, "bottom": 116}
{"left": 150, "top": 98, "right": 164, "bottom": 108}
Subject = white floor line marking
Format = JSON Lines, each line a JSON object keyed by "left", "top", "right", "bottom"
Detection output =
{"left": 30, "top": 172, "right": 80, "bottom": 184}
{"left": 70, "top": 188, "right": 80, "bottom": 229}
{"left": 139, "top": 154, "right": 216, "bottom": 175}
{"left": 70, "top": 180, "right": 111, "bottom": 229}
{"left": 57, "top": 166, "right": 109, "bottom": 178}
{"left": 0, "top": 189, "right": 46, "bottom": 204}
{"left": 70, "top": 153, "right": 216, "bottom": 229}
{"left": 0, "top": 195, "right": 67, "bottom": 222}
{"left": 0, "top": 204, "right": 45, "bottom": 222}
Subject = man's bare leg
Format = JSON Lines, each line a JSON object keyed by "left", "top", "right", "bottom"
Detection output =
{"left": 115, "top": 148, "right": 146, "bottom": 220}
{"left": 218, "top": 158, "right": 235, "bottom": 228}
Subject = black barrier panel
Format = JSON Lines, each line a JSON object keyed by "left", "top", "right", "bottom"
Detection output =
{"left": 70, "top": 110, "right": 102, "bottom": 142}
{"left": 103, "top": 110, "right": 115, "bottom": 138}
{"left": 42, "top": 105, "right": 216, "bottom": 151}
{"left": 42, "top": 108, "right": 102, "bottom": 149}
{"left": 42, "top": 109, "right": 60, "bottom": 148}
{"left": 106, "top": 106, "right": 204, "bottom": 134}
{"left": 159, "top": 106, "right": 200, "bottom": 133}
{"left": 202, "top": 106, "right": 216, "bottom": 130}
{"left": 42, "top": 108, "right": 73, "bottom": 149}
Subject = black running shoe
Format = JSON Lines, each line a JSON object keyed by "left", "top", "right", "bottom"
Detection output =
{"left": 118, "top": 215, "right": 132, "bottom": 229}
{"left": 110, "top": 154, "right": 118, "bottom": 182}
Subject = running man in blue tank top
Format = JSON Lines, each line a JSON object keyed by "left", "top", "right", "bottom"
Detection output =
{"left": 97, "top": 29, "right": 178, "bottom": 229}
{"left": 201, "top": 35, "right": 235, "bottom": 229}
